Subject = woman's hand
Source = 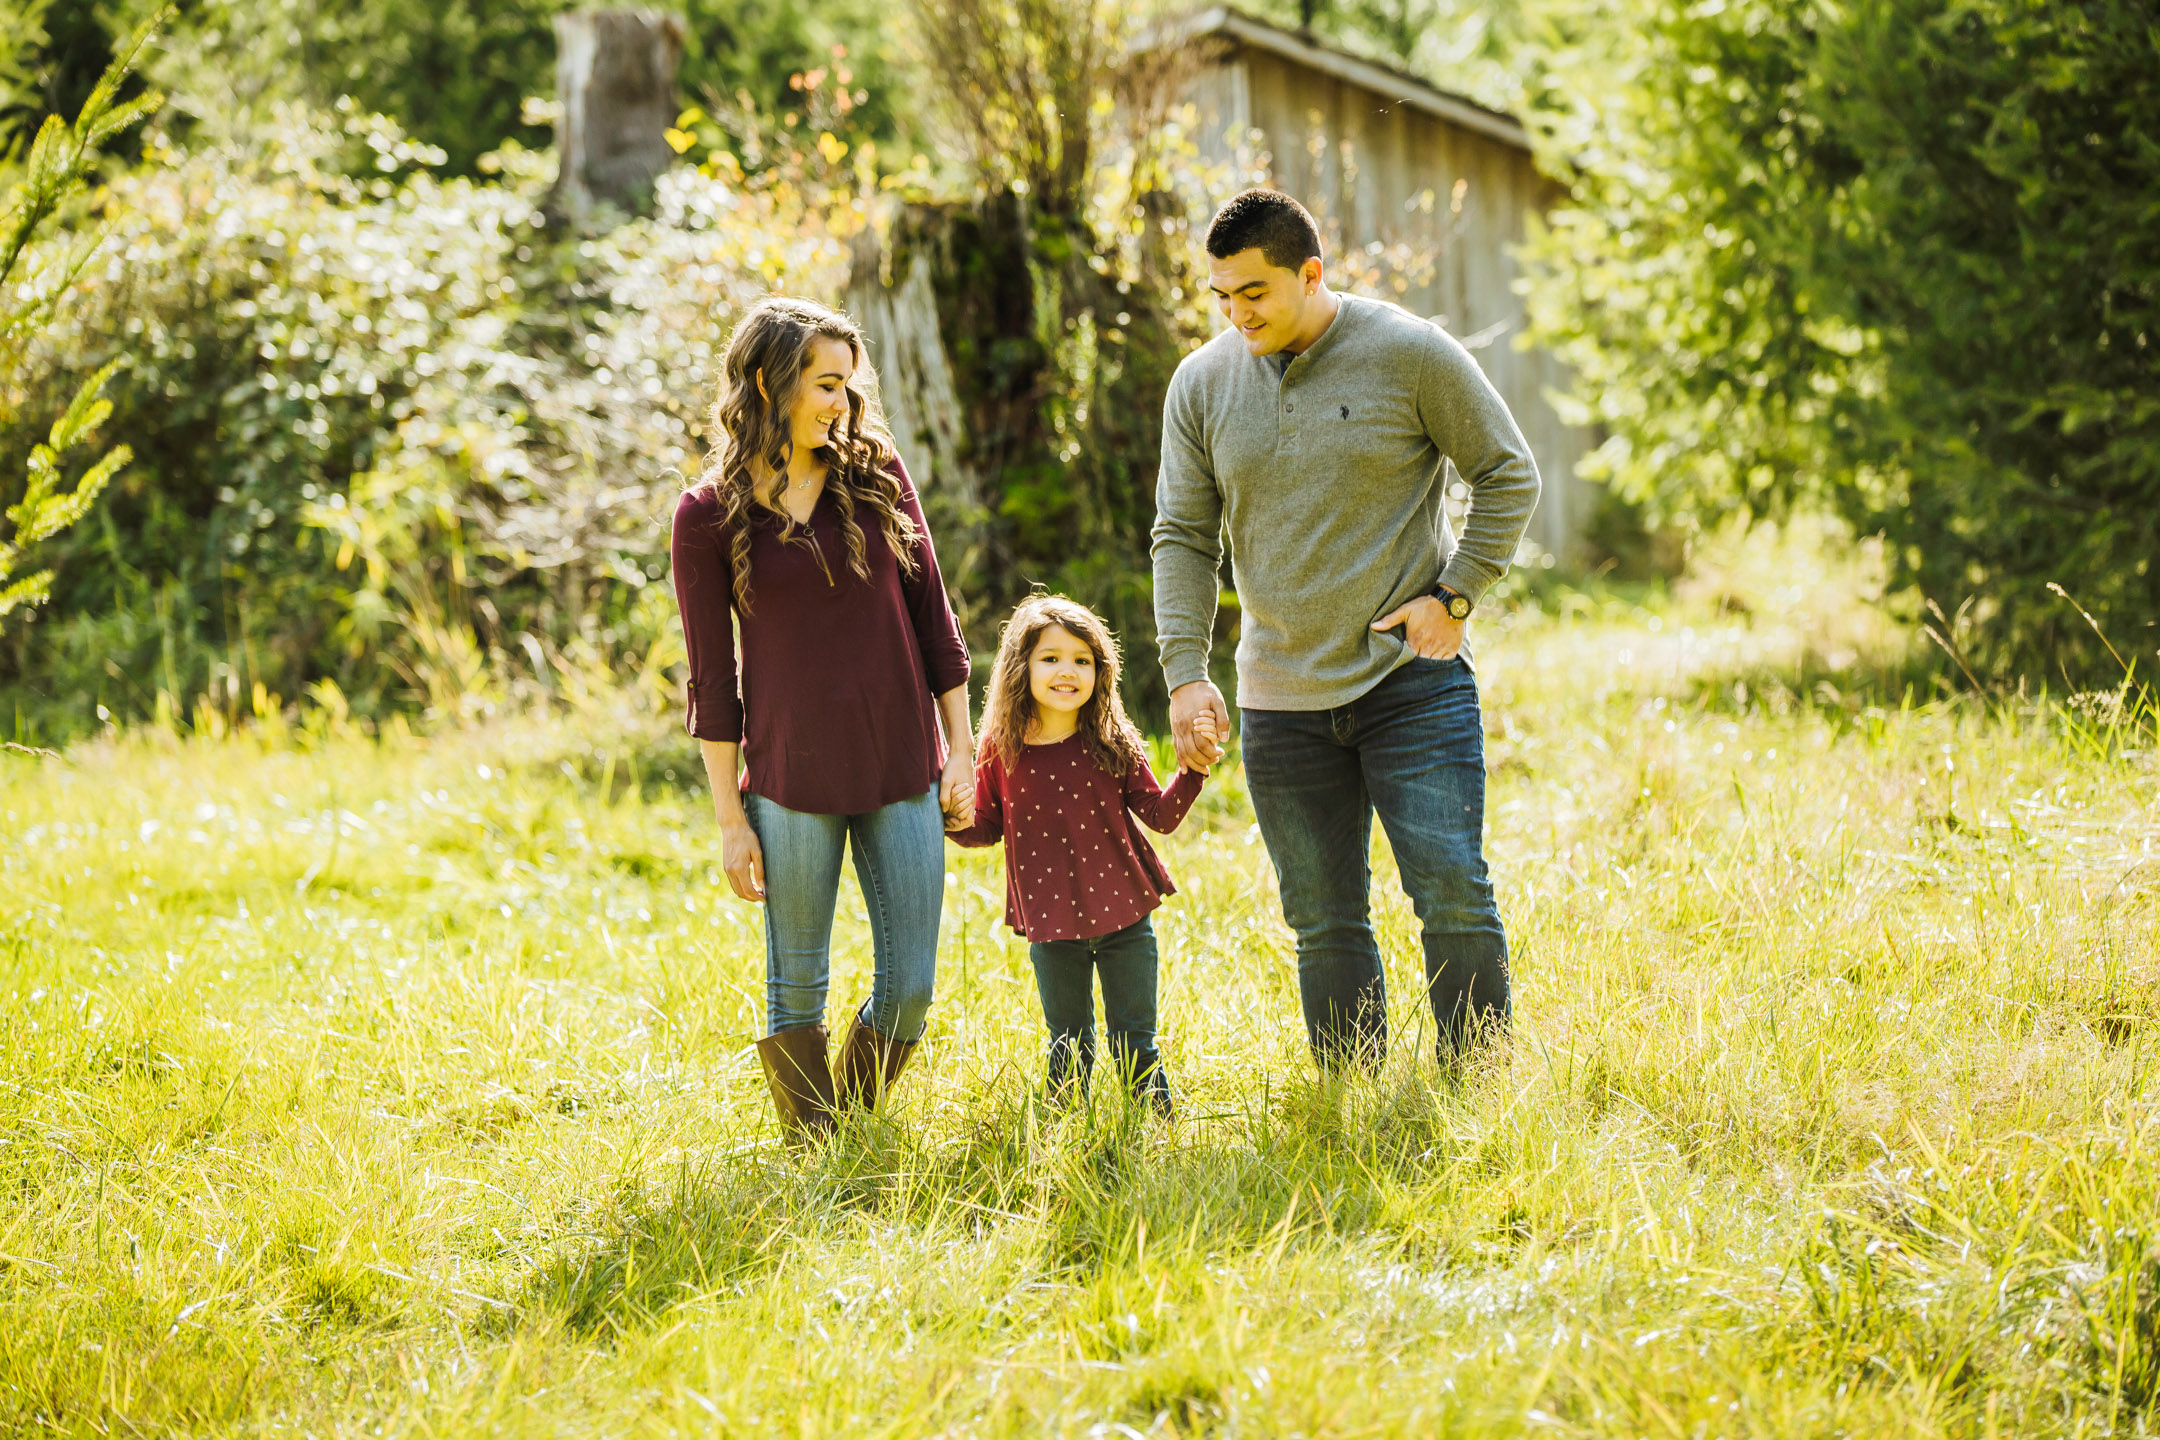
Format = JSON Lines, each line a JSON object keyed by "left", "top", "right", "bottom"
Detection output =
{"left": 939, "top": 751, "right": 976, "bottom": 830}
{"left": 719, "top": 810, "right": 766, "bottom": 901}
{"left": 939, "top": 750, "right": 976, "bottom": 830}
{"left": 698, "top": 738, "right": 764, "bottom": 901}
{"left": 933, "top": 684, "right": 977, "bottom": 831}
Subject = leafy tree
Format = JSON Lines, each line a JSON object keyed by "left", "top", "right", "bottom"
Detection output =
{"left": 0, "top": 11, "right": 162, "bottom": 622}
{"left": 43, "top": 0, "right": 911, "bottom": 177}
{"left": 1241, "top": 0, "right": 1532, "bottom": 112}
{"left": 1, "top": 0, "right": 155, "bottom": 164}
{"left": 0, "top": 0, "right": 52, "bottom": 154}
{"left": 1523, "top": 0, "right": 2160, "bottom": 680}
{"left": 0, "top": 103, "right": 848, "bottom": 735}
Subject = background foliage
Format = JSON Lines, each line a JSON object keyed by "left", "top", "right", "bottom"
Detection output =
{"left": 0, "top": 105, "right": 849, "bottom": 734}
{"left": 1520, "top": 0, "right": 2159, "bottom": 681}
{"left": 0, "top": 12, "right": 161, "bottom": 627}
{"left": 4, "top": 0, "right": 2155, "bottom": 740}
{"left": 1251, "top": 0, "right": 1533, "bottom": 111}
{"left": 8, "top": 0, "right": 909, "bottom": 176}
{"left": 876, "top": 0, "right": 1230, "bottom": 721}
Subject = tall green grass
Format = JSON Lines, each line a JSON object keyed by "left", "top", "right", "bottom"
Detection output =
{"left": 3, "top": 550, "right": 2156, "bottom": 1436}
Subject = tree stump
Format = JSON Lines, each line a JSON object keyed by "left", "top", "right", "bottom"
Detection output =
{"left": 846, "top": 230, "right": 983, "bottom": 530}
{"left": 846, "top": 194, "right": 1050, "bottom": 633}
{"left": 547, "top": 9, "right": 685, "bottom": 224}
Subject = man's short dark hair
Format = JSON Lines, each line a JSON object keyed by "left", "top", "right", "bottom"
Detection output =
{"left": 1205, "top": 189, "right": 1323, "bottom": 273}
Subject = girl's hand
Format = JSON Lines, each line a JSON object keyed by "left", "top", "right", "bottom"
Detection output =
{"left": 719, "top": 813, "right": 765, "bottom": 901}
{"left": 1187, "top": 710, "right": 1218, "bottom": 774}
{"left": 1170, "top": 681, "right": 1228, "bottom": 771}
{"left": 939, "top": 751, "right": 976, "bottom": 830}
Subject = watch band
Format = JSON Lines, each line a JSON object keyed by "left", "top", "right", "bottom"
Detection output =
{"left": 1432, "top": 583, "right": 1472, "bottom": 620}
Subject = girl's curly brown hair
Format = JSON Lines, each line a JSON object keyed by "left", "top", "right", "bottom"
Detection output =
{"left": 689, "top": 297, "right": 918, "bottom": 611}
{"left": 980, "top": 595, "right": 1148, "bottom": 780}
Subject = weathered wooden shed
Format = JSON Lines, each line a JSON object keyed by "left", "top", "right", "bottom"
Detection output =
{"left": 1151, "top": 7, "right": 1592, "bottom": 563}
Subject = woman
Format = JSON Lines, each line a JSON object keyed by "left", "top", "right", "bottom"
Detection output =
{"left": 671, "top": 297, "right": 974, "bottom": 1142}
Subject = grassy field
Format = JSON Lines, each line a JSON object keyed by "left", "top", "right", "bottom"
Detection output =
{"left": 4, "top": 544, "right": 2157, "bottom": 1437}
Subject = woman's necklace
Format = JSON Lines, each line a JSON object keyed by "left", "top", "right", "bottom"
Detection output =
{"left": 757, "top": 461, "right": 836, "bottom": 585}
{"left": 759, "top": 463, "right": 827, "bottom": 528}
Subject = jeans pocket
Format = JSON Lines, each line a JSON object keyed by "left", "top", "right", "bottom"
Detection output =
{"left": 1406, "top": 653, "right": 1469, "bottom": 677}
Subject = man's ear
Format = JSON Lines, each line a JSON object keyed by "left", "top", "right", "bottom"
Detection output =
{"left": 1301, "top": 256, "right": 1324, "bottom": 292}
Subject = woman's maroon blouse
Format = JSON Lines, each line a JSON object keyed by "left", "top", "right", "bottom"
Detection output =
{"left": 670, "top": 458, "right": 971, "bottom": 816}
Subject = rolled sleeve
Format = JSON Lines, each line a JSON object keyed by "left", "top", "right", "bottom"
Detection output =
{"left": 670, "top": 489, "right": 745, "bottom": 742}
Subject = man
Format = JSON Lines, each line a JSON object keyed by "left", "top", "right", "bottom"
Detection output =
{"left": 1151, "top": 188, "right": 1540, "bottom": 1068}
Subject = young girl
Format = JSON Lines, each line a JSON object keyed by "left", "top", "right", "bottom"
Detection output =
{"left": 947, "top": 595, "right": 1211, "bottom": 1110}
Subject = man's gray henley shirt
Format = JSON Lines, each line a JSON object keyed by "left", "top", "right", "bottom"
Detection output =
{"left": 1151, "top": 293, "right": 1542, "bottom": 711}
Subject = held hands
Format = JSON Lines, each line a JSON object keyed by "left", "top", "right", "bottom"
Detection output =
{"left": 1188, "top": 710, "right": 1218, "bottom": 775}
{"left": 940, "top": 750, "right": 977, "bottom": 831}
{"left": 1170, "top": 681, "right": 1230, "bottom": 774}
{"left": 1372, "top": 594, "right": 1466, "bottom": 660}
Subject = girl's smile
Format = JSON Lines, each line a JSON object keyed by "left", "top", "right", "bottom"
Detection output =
{"left": 1027, "top": 624, "right": 1097, "bottom": 741}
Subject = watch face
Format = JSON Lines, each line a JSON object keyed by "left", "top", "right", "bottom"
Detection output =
{"left": 1447, "top": 594, "right": 1472, "bottom": 619}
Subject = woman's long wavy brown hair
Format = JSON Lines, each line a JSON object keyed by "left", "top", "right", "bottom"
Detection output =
{"left": 690, "top": 297, "right": 918, "bottom": 611}
{"left": 979, "top": 595, "right": 1148, "bottom": 779}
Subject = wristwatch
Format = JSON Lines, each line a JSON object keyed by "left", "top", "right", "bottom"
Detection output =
{"left": 1432, "top": 583, "right": 1472, "bottom": 621}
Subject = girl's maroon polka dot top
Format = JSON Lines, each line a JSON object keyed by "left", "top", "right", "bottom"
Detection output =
{"left": 948, "top": 733, "right": 1204, "bottom": 941}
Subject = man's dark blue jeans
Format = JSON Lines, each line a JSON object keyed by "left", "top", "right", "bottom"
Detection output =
{"left": 1240, "top": 654, "right": 1509, "bottom": 1067}
{"left": 1028, "top": 915, "right": 1170, "bottom": 1109}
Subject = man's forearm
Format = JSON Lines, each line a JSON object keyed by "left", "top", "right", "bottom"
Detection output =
{"left": 1439, "top": 447, "right": 1541, "bottom": 604}
{"left": 1153, "top": 383, "right": 1225, "bottom": 692}
{"left": 1150, "top": 532, "right": 1220, "bottom": 692}
{"left": 1421, "top": 334, "right": 1542, "bottom": 604}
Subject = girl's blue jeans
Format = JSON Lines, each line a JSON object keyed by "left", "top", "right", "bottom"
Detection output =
{"left": 1028, "top": 915, "right": 1168, "bottom": 1103}
{"left": 742, "top": 786, "right": 943, "bottom": 1042}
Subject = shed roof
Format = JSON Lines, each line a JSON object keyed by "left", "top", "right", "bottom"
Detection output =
{"left": 1147, "top": 6, "right": 1531, "bottom": 153}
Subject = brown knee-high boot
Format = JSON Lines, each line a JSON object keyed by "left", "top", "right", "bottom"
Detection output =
{"left": 833, "top": 1009, "right": 918, "bottom": 1112}
{"left": 756, "top": 1024, "right": 837, "bottom": 1143}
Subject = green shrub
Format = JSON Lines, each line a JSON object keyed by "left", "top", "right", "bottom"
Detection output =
{"left": 0, "top": 107, "right": 846, "bottom": 738}
{"left": 0, "top": 11, "right": 161, "bottom": 629}
{"left": 23, "top": 0, "right": 911, "bottom": 178}
{"left": 1523, "top": 0, "right": 2160, "bottom": 681}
